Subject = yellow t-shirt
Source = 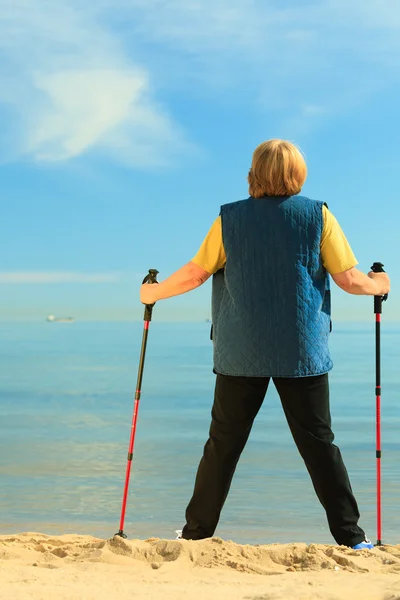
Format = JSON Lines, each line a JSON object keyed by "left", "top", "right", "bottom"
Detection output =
{"left": 192, "top": 205, "right": 357, "bottom": 275}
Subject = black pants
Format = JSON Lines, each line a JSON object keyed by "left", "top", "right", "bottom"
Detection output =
{"left": 182, "top": 373, "right": 366, "bottom": 547}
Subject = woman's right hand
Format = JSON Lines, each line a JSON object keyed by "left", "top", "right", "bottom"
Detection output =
{"left": 367, "top": 271, "right": 391, "bottom": 295}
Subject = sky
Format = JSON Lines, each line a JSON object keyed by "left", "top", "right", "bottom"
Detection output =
{"left": 1, "top": 0, "right": 399, "bottom": 322}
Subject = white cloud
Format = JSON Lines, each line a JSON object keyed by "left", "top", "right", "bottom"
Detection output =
{"left": 0, "top": 0, "right": 194, "bottom": 166}
{"left": 28, "top": 70, "right": 146, "bottom": 161}
{"left": 0, "top": 272, "right": 121, "bottom": 284}
{"left": 1, "top": 0, "right": 400, "bottom": 162}
{"left": 113, "top": 0, "right": 400, "bottom": 62}
{"left": 103, "top": 0, "right": 400, "bottom": 127}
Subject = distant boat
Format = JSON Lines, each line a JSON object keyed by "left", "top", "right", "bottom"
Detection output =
{"left": 46, "top": 315, "right": 75, "bottom": 323}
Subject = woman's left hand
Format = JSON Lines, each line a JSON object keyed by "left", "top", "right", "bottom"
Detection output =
{"left": 140, "top": 283, "right": 159, "bottom": 305}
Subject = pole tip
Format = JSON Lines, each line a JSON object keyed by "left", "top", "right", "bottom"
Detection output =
{"left": 114, "top": 530, "right": 128, "bottom": 539}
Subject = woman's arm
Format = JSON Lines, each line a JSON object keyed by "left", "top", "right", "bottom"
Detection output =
{"left": 321, "top": 208, "right": 390, "bottom": 295}
{"left": 140, "top": 261, "right": 212, "bottom": 305}
{"left": 140, "top": 217, "right": 225, "bottom": 305}
{"left": 332, "top": 267, "right": 390, "bottom": 296}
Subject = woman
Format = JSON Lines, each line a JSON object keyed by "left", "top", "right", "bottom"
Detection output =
{"left": 140, "top": 139, "right": 390, "bottom": 549}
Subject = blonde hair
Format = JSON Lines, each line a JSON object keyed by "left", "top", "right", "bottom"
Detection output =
{"left": 248, "top": 139, "right": 307, "bottom": 197}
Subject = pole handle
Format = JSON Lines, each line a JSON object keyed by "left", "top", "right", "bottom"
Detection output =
{"left": 371, "top": 262, "right": 385, "bottom": 274}
{"left": 371, "top": 262, "right": 388, "bottom": 314}
{"left": 142, "top": 269, "right": 159, "bottom": 285}
{"left": 142, "top": 269, "right": 159, "bottom": 321}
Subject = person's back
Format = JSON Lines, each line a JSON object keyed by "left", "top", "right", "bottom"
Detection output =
{"left": 213, "top": 194, "right": 331, "bottom": 377}
{"left": 140, "top": 138, "right": 390, "bottom": 549}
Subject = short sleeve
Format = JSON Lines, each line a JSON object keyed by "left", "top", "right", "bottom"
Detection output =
{"left": 191, "top": 216, "right": 227, "bottom": 274}
{"left": 321, "top": 206, "right": 358, "bottom": 275}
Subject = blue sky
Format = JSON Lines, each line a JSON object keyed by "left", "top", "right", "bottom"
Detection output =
{"left": 1, "top": 0, "right": 399, "bottom": 321}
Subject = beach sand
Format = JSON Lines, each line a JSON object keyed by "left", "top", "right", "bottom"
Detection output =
{"left": 1, "top": 532, "right": 400, "bottom": 600}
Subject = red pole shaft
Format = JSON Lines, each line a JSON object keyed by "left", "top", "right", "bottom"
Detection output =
{"left": 376, "top": 313, "right": 382, "bottom": 545}
{"left": 117, "top": 320, "right": 150, "bottom": 536}
{"left": 118, "top": 393, "right": 141, "bottom": 532}
{"left": 376, "top": 411, "right": 382, "bottom": 544}
{"left": 371, "top": 262, "right": 387, "bottom": 547}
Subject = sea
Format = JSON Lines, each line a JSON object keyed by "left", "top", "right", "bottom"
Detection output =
{"left": 0, "top": 321, "right": 399, "bottom": 546}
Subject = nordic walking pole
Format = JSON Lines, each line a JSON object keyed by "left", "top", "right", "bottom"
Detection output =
{"left": 371, "top": 262, "right": 388, "bottom": 547}
{"left": 115, "top": 268, "right": 159, "bottom": 539}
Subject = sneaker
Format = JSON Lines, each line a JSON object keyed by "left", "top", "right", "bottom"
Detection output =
{"left": 352, "top": 537, "right": 374, "bottom": 550}
{"left": 175, "top": 530, "right": 183, "bottom": 540}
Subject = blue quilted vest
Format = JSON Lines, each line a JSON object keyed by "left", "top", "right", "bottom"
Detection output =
{"left": 211, "top": 195, "right": 333, "bottom": 378}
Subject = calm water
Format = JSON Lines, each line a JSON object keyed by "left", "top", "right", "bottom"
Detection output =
{"left": 0, "top": 321, "right": 399, "bottom": 545}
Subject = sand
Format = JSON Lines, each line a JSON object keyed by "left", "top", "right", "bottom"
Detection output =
{"left": 1, "top": 532, "right": 400, "bottom": 600}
